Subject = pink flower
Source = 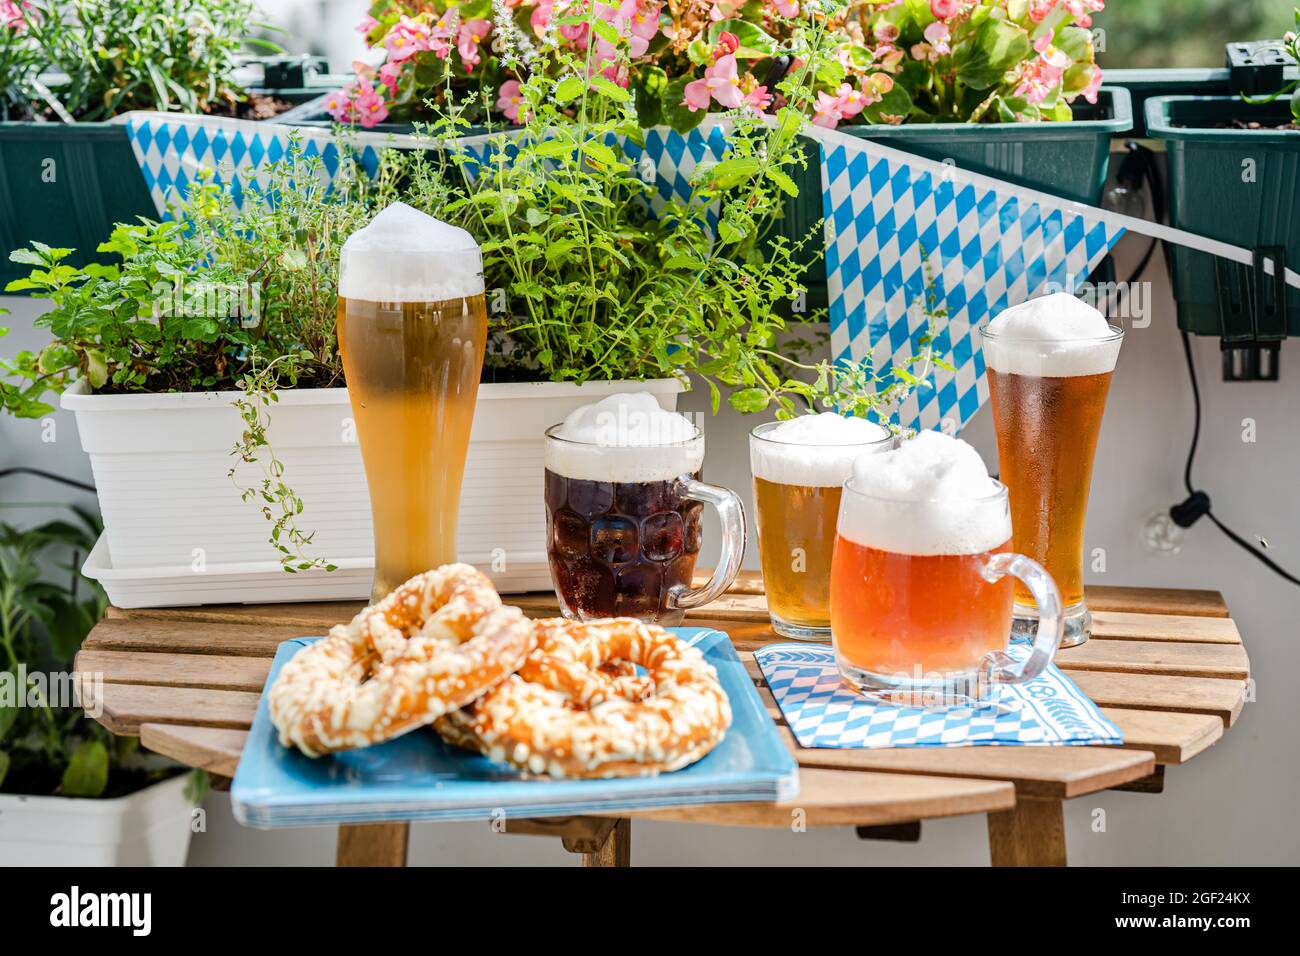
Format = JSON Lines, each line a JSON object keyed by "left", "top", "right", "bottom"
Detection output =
{"left": 835, "top": 84, "right": 867, "bottom": 120}
{"left": 2, "top": 0, "right": 32, "bottom": 30}
{"left": 325, "top": 88, "right": 357, "bottom": 124}
{"left": 929, "top": 0, "right": 960, "bottom": 18}
{"left": 811, "top": 89, "right": 845, "bottom": 128}
{"left": 1034, "top": 32, "right": 1071, "bottom": 69}
{"left": 771, "top": 0, "right": 798, "bottom": 16}
{"left": 923, "top": 21, "right": 951, "bottom": 55}
{"left": 378, "top": 61, "right": 402, "bottom": 92}
{"left": 681, "top": 53, "right": 744, "bottom": 111}
{"left": 384, "top": 17, "right": 430, "bottom": 63}
{"left": 715, "top": 30, "right": 739, "bottom": 57}
{"left": 457, "top": 19, "right": 491, "bottom": 69}
{"left": 530, "top": 0, "right": 553, "bottom": 37}
{"left": 745, "top": 85, "right": 772, "bottom": 111}
{"left": 352, "top": 78, "right": 389, "bottom": 128}
{"left": 429, "top": 12, "right": 457, "bottom": 57}
{"left": 628, "top": 3, "right": 662, "bottom": 58}
{"left": 496, "top": 79, "right": 526, "bottom": 123}
{"left": 355, "top": 15, "right": 379, "bottom": 35}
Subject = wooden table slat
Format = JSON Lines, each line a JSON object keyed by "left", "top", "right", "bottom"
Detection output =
{"left": 1055, "top": 638, "right": 1249, "bottom": 679}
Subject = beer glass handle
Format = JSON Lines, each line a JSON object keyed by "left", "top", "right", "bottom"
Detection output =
{"left": 983, "top": 552, "right": 1064, "bottom": 685}
{"left": 669, "top": 478, "right": 747, "bottom": 611}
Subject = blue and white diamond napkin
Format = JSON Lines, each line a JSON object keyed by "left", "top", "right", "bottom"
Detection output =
{"left": 755, "top": 643, "right": 1122, "bottom": 749}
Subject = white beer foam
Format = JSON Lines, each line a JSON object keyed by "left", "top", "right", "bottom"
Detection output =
{"left": 840, "top": 431, "right": 1009, "bottom": 556}
{"left": 338, "top": 201, "right": 485, "bottom": 303}
{"left": 547, "top": 392, "right": 704, "bottom": 483}
{"left": 983, "top": 292, "right": 1121, "bottom": 377}
{"left": 751, "top": 413, "right": 891, "bottom": 487}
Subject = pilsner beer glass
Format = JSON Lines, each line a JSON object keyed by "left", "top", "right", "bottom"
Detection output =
{"left": 749, "top": 416, "right": 893, "bottom": 640}
{"left": 336, "top": 202, "right": 488, "bottom": 601}
{"left": 980, "top": 297, "right": 1123, "bottom": 647}
{"left": 544, "top": 395, "right": 745, "bottom": 625}
{"left": 829, "top": 475, "right": 1064, "bottom": 707}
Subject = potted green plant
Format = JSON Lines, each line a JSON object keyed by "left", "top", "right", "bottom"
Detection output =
{"left": 0, "top": 504, "right": 197, "bottom": 865}
{"left": 1146, "top": 12, "right": 1300, "bottom": 347}
{"left": 0, "top": 0, "right": 286, "bottom": 289}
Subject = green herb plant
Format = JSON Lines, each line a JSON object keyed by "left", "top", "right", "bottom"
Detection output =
{"left": 17, "top": 0, "right": 279, "bottom": 121}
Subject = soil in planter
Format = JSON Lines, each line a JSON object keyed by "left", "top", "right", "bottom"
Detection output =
{"left": 1176, "top": 119, "right": 1300, "bottom": 131}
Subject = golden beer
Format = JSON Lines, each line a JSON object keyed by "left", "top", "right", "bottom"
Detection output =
{"left": 337, "top": 295, "right": 487, "bottom": 599}
{"left": 986, "top": 367, "right": 1112, "bottom": 608}
{"left": 337, "top": 202, "right": 488, "bottom": 601}
{"left": 980, "top": 293, "right": 1123, "bottom": 647}
{"left": 749, "top": 416, "right": 892, "bottom": 640}
{"left": 829, "top": 431, "right": 1064, "bottom": 706}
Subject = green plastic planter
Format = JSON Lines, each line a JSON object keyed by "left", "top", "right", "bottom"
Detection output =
{"left": 783, "top": 87, "right": 1134, "bottom": 310}
{"left": 1145, "top": 95, "right": 1300, "bottom": 341}
{"left": 0, "top": 123, "right": 157, "bottom": 289}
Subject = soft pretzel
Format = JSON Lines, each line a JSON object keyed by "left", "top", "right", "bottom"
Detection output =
{"left": 441, "top": 617, "right": 731, "bottom": 778}
{"left": 269, "top": 564, "right": 534, "bottom": 756}
{"left": 436, "top": 657, "right": 653, "bottom": 755}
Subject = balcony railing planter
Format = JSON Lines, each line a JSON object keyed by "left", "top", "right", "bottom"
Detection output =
{"left": 1145, "top": 95, "right": 1300, "bottom": 348}
{"left": 0, "top": 773, "right": 193, "bottom": 866}
{"left": 66, "top": 377, "right": 684, "bottom": 607}
{"left": 783, "top": 87, "right": 1134, "bottom": 308}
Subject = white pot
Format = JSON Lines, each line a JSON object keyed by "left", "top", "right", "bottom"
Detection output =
{"left": 63, "top": 377, "right": 683, "bottom": 605}
{"left": 0, "top": 774, "right": 194, "bottom": 866}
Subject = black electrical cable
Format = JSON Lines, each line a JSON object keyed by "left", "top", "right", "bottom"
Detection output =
{"left": 1121, "top": 148, "right": 1300, "bottom": 586}
{"left": 1177, "top": 328, "right": 1300, "bottom": 586}
{"left": 0, "top": 466, "right": 97, "bottom": 494}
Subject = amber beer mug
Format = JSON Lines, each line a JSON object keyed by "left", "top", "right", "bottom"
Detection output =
{"left": 980, "top": 293, "right": 1123, "bottom": 647}
{"left": 336, "top": 202, "right": 488, "bottom": 601}
{"left": 544, "top": 393, "right": 745, "bottom": 625}
{"left": 749, "top": 414, "right": 893, "bottom": 640}
{"left": 829, "top": 432, "right": 1064, "bottom": 706}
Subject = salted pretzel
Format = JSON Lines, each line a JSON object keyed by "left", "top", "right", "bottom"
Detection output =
{"left": 440, "top": 617, "right": 731, "bottom": 778}
{"left": 269, "top": 564, "right": 534, "bottom": 756}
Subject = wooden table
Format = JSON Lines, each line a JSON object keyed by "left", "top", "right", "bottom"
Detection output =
{"left": 76, "top": 574, "right": 1249, "bottom": 867}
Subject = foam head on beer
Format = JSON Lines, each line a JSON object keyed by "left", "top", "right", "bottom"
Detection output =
{"left": 983, "top": 292, "right": 1120, "bottom": 377}
{"left": 549, "top": 391, "right": 702, "bottom": 482}
{"left": 842, "top": 430, "right": 1009, "bottom": 556}
{"left": 338, "top": 201, "right": 484, "bottom": 303}
{"left": 752, "top": 412, "right": 890, "bottom": 487}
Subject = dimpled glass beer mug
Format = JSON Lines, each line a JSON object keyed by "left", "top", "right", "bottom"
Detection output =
{"left": 829, "top": 432, "right": 1065, "bottom": 706}
{"left": 544, "top": 393, "right": 745, "bottom": 625}
{"left": 336, "top": 202, "right": 488, "bottom": 601}
{"left": 980, "top": 293, "right": 1123, "bottom": 648}
{"left": 749, "top": 414, "right": 893, "bottom": 641}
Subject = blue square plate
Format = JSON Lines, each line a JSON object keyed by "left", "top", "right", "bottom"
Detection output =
{"left": 231, "top": 627, "right": 799, "bottom": 827}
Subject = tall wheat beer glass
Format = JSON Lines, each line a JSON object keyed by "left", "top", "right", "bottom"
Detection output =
{"left": 749, "top": 414, "right": 893, "bottom": 640}
{"left": 980, "top": 293, "right": 1123, "bottom": 648}
{"left": 829, "top": 432, "right": 1064, "bottom": 706}
{"left": 337, "top": 202, "right": 488, "bottom": 601}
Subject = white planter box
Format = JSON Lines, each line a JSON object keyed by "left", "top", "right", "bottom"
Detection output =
{"left": 64, "top": 377, "right": 682, "bottom": 606}
{"left": 0, "top": 774, "right": 193, "bottom": 866}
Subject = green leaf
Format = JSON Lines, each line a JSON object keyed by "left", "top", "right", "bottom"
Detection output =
{"left": 952, "top": 18, "right": 1032, "bottom": 90}
{"left": 710, "top": 157, "right": 763, "bottom": 189}
{"left": 184, "top": 769, "right": 210, "bottom": 805}
{"left": 580, "top": 140, "right": 620, "bottom": 166}
{"left": 662, "top": 76, "right": 706, "bottom": 135}
{"left": 0, "top": 750, "right": 8, "bottom": 789}
{"left": 860, "top": 81, "right": 915, "bottom": 125}
{"left": 8, "top": 248, "right": 48, "bottom": 266}
{"left": 0, "top": 699, "right": 17, "bottom": 738}
{"left": 61, "top": 739, "right": 109, "bottom": 798}
{"left": 590, "top": 76, "right": 632, "bottom": 102}
{"left": 728, "top": 387, "right": 770, "bottom": 414}
{"left": 1054, "top": 25, "right": 1093, "bottom": 63}
{"left": 554, "top": 75, "right": 584, "bottom": 104}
